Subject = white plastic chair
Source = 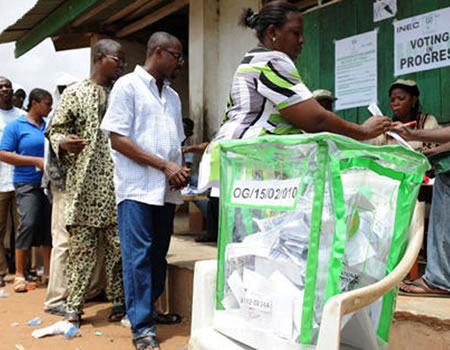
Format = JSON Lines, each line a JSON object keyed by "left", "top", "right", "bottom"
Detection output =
{"left": 189, "top": 202, "right": 424, "bottom": 350}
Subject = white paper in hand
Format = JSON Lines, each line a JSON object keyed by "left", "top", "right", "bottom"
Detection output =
{"left": 386, "top": 131, "right": 414, "bottom": 150}
{"left": 368, "top": 103, "right": 414, "bottom": 150}
{"left": 368, "top": 103, "right": 383, "bottom": 116}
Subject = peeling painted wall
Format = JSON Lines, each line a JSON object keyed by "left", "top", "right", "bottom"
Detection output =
{"left": 189, "top": 0, "right": 258, "bottom": 144}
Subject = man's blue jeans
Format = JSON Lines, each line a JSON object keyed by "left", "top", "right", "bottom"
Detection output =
{"left": 118, "top": 200, "right": 175, "bottom": 339}
{"left": 423, "top": 173, "right": 450, "bottom": 292}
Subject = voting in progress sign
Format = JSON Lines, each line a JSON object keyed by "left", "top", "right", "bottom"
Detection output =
{"left": 394, "top": 7, "right": 450, "bottom": 76}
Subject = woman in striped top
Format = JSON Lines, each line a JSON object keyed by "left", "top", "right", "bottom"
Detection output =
{"left": 198, "top": 0, "right": 392, "bottom": 195}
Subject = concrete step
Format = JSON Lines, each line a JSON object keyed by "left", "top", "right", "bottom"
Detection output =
{"left": 388, "top": 296, "right": 450, "bottom": 349}
{"left": 155, "top": 234, "right": 216, "bottom": 322}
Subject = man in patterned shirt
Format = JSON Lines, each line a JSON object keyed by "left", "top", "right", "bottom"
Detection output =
{"left": 48, "top": 39, "right": 126, "bottom": 326}
{"left": 42, "top": 75, "right": 108, "bottom": 315}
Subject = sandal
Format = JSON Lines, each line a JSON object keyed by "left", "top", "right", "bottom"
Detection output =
{"left": 399, "top": 277, "right": 450, "bottom": 298}
{"left": 133, "top": 336, "right": 160, "bottom": 350}
{"left": 25, "top": 270, "right": 39, "bottom": 282}
{"left": 13, "top": 276, "right": 27, "bottom": 293}
{"left": 153, "top": 312, "right": 182, "bottom": 324}
{"left": 64, "top": 312, "right": 82, "bottom": 328}
{"left": 44, "top": 303, "right": 66, "bottom": 316}
{"left": 108, "top": 304, "right": 126, "bottom": 322}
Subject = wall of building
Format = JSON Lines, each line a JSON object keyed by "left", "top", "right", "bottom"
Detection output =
{"left": 213, "top": 0, "right": 259, "bottom": 137}
{"left": 171, "top": 57, "right": 190, "bottom": 118}
{"left": 298, "top": 0, "right": 450, "bottom": 124}
{"left": 189, "top": 0, "right": 215, "bottom": 144}
{"left": 189, "top": 0, "right": 258, "bottom": 144}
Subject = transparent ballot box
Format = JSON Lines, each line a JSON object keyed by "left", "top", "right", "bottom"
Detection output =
{"left": 213, "top": 133, "right": 429, "bottom": 349}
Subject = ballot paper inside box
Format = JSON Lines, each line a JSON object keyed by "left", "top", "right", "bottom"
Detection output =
{"left": 213, "top": 133, "right": 429, "bottom": 350}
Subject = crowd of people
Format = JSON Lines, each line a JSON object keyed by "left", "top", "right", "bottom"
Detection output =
{"left": 0, "top": 1, "right": 449, "bottom": 350}
{"left": 0, "top": 31, "right": 189, "bottom": 350}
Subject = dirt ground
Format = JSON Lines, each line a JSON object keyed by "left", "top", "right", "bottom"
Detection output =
{"left": 0, "top": 275, "right": 190, "bottom": 350}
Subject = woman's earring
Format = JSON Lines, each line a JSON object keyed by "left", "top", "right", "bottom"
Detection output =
{"left": 272, "top": 37, "right": 276, "bottom": 42}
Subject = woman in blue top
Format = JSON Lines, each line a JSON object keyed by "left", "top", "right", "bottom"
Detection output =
{"left": 0, "top": 88, "right": 52, "bottom": 293}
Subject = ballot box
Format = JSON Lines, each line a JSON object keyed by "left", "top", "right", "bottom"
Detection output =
{"left": 212, "top": 133, "right": 429, "bottom": 349}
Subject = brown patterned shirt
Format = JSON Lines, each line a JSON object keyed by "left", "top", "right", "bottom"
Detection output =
{"left": 48, "top": 79, "right": 117, "bottom": 228}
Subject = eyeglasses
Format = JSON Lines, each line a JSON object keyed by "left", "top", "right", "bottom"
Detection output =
{"left": 106, "top": 54, "right": 127, "bottom": 67}
{"left": 161, "top": 48, "right": 184, "bottom": 63}
{"left": 0, "top": 82, "right": 12, "bottom": 89}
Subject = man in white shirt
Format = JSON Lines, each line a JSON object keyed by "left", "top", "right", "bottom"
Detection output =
{"left": 101, "top": 32, "right": 189, "bottom": 350}
{"left": 0, "top": 77, "right": 24, "bottom": 287}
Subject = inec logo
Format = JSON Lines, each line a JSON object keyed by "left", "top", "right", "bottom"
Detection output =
{"left": 396, "top": 21, "right": 419, "bottom": 33}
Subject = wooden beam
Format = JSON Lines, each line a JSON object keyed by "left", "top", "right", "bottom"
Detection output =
{"left": 294, "top": 0, "right": 318, "bottom": 10}
{"left": 52, "top": 32, "right": 92, "bottom": 51}
{"left": 123, "top": 0, "right": 165, "bottom": 21}
{"left": 102, "top": 0, "right": 151, "bottom": 25}
{"left": 72, "top": 0, "right": 119, "bottom": 27}
{"left": 299, "top": 0, "right": 342, "bottom": 14}
{"left": 116, "top": 0, "right": 188, "bottom": 38}
{"left": 15, "top": 0, "right": 103, "bottom": 58}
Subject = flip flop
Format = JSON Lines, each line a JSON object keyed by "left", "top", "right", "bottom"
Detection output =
{"left": 153, "top": 312, "right": 182, "bottom": 325}
{"left": 399, "top": 278, "right": 450, "bottom": 298}
{"left": 64, "top": 312, "right": 82, "bottom": 328}
{"left": 133, "top": 335, "right": 160, "bottom": 350}
{"left": 401, "top": 279, "right": 415, "bottom": 285}
{"left": 13, "top": 276, "right": 27, "bottom": 293}
{"left": 108, "top": 304, "right": 126, "bottom": 322}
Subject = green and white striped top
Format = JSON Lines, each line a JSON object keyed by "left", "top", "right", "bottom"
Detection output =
{"left": 198, "top": 48, "right": 313, "bottom": 195}
{"left": 217, "top": 47, "right": 312, "bottom": 141}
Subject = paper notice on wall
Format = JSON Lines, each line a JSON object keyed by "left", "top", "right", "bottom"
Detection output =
{"left": 335, "top": 30, "right": 378, "bottom": 111}
{"left": 373, "top": 0, "right": 397, "bottom": 22}
{"left": 394, "top": 7, "right": 450, "bottom": 75}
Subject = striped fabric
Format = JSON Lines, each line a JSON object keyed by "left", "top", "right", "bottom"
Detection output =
{"left": 214, "top": 47, "right": 313, "bottom": 143}
{"left": 198, "top": 48, "right": 313, "bottom": 195}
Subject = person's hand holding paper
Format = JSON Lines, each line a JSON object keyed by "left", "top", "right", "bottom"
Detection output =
{"left": 368, "top": 103, "right": 414, "bottom": 150}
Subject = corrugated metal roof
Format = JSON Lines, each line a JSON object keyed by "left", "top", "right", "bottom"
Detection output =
{"left": 0, "top": 1, "right": 64, "bottom": 43}
{"left": 0, "top": 0, "right": 330, "bottom": 58}
{"left": 0, "top": 0, "right": 187, "bottom": 58}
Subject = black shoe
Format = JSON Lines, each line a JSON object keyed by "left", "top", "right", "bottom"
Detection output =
{"left": 45, "top": 303, "right": 66, "bottom": 316}
{"left": 195, "top": 235, "right": 217, "bottom": 243}
{"left": 153, "top": 312, "right": 182, "bottom": 324}
{"left": 25, "top": 270, "right": 39, "bottom": 282}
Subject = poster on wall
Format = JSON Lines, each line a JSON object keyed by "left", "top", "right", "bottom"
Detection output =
{"left": 335, "top": 30, "right": 377, "bottom": 111}
{"left": 373, "top": 0, "right": 397, "bottom": 22}
{"left": 394, "top": 7, "right": 450, "bottom": 76}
